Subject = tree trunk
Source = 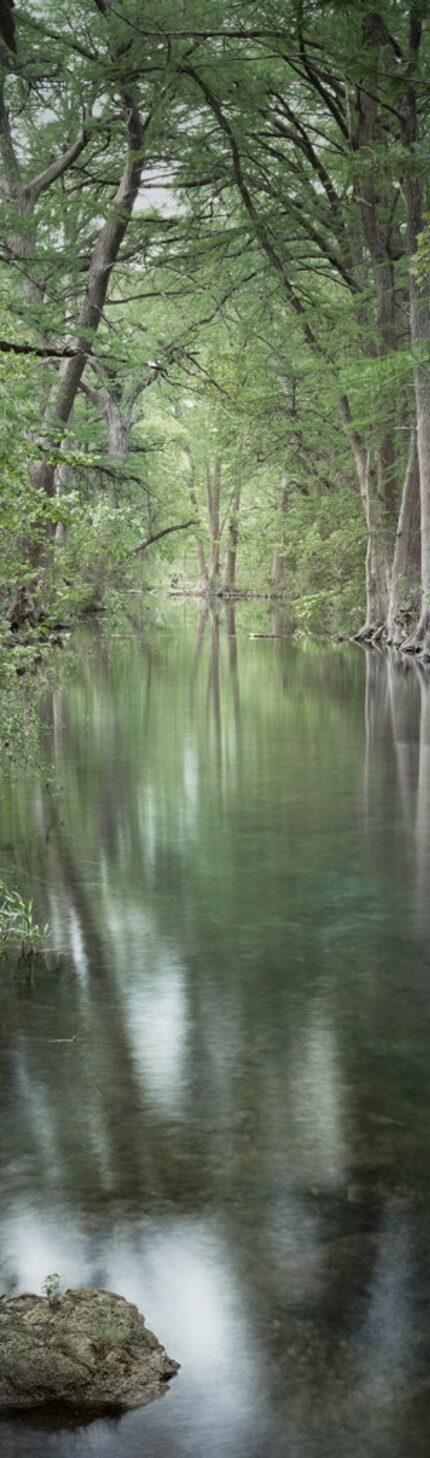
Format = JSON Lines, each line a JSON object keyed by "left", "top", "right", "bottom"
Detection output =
{"left": 80, "top": 379, "right": 131, "bottom": 501}
{"left": 401, "top": 13, "right": 430, "bottom": 655}
{"left": 54, "top": 429, "right": 75, "bottom": 542}
{"left": 0, "top": 77, "right": 87, "bottom": 310}
{"left": 362, "top": 530, "right": 391, "bottom": 639}
{"left": 106, "top": 399, "right": 131, "bottom": 465}
{"left": 340, "top": 404, "right": 391, "bottom": 637}
{"left": 185, "top": 448, "right": 209, "bottom": 591}
{"left": 407, "top": 251, "right": 430, "bottom": 650}
{"left": 387, "top": 428, "right": 420, "bottom": 643}
{"left": 206, "top": 458, "right": 222, "bottom": 593}
{"left": 31, "top": 94, "right": 143, "bottom": 499}
{"left": 270, "top": 473, "right": 288, "bottom": 588}
{"left": 413, "top": 351, "right": 430, "bottom": 651}
{"left": 224, "top": 483, "right": 241, "bottom": 592}
{"left": 353, "top": 18, "right": 399, "bottom": 631}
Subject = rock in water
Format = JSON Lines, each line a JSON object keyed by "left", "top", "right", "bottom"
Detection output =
{"left": 0, "top": 1288, "right": 179, "bottom": 1413}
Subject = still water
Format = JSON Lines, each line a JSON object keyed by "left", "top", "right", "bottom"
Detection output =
{"left": 1, "top": 607, "right": 430, "bottom": 1457}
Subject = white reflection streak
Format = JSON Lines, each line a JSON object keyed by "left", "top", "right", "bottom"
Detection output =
{"left": 68, "top": 905, "right": 89, "bottom": 984}
{"left": 126, "top": 958, "right": 188, "bottom": 1114}
{"left": 108, "top": 1219, "right": 260, "bottom": 1426}
{"left": 359, "top": 1207, "right": 413, "bottom": 1422}
{"left": 141, "top": 786, "right": 157, "bottom": 866}
{"left": 1, "top": 1202, "right": 93, "bottom": 1293}
{"left": 14, "top": 1047, "right": 59, "bottom": 1173}
{"left": 290, "top": 1010, "right": 346, "bottom": 1185}
{"left": 183, "top": 743, "right": 199, "bottom": 827}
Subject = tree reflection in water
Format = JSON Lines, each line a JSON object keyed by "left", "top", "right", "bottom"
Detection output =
{"left": 1, "top": 615, "right": 430, "bottom": 1457}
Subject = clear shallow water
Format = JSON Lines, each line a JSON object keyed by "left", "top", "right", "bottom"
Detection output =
{"left": 1, "top": 608, "right": 430, "bottom": 1457}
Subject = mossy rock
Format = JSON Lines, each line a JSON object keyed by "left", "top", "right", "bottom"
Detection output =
{"left": 0, "top": 1288, "right": 179, "bottom": 1414}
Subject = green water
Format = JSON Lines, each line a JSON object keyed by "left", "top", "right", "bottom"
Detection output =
{"left": 1, "top": 607, "right": 430, "bottom": 1457}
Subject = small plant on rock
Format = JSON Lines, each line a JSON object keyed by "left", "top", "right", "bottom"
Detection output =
{"left": 41, "top": 1273, "right": 62, "bottom": 1307}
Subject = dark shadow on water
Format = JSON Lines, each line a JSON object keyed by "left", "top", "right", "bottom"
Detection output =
{"left": 1, "top": 1402, "right": 127, "bottom": 1433}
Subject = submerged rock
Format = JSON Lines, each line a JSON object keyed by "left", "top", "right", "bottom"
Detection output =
{"left": 0, "top": 1288, "right": 179, "bottom": 1414}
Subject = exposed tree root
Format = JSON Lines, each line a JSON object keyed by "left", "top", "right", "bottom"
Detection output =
{"left": 400, "top": 618, "right": 430, "bottom": 658}
{"left": 353, "top": 621, "right": 386, "bottom": 645}
{"left": 353, "top": 623, "right": 378, "bottom": 643}
{"left": 401, "top": 628, "right": 426, "bottom": 655}
{"left": 353, "top": 614, "right": 427, "bottom": 655}
{"left": 385, "top": 620, "right": 406, "bottom": 647}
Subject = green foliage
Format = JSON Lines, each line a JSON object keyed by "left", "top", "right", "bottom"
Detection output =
{"left": 0, "top": 0, "right": 428, "bottom": 632}
{"left": 95, "top": 1322, "right": 122, "bottom": 1345}
{"left": 413, "top": 218, "right": 430, "bottom": 289}
{"left": 283, "top": 494, "right": 364, "bottom": 633}
{"left": 0, "top": 881, "right": 49, "bottom": 957}
{"left": 41, "top": 1274, "right": 62, "bottom": 1306}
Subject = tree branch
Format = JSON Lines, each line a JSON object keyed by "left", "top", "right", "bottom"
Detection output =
{"left": 181, "top": 65, "right": 322, "bottom": 354}
{"left": 0, "top": 0, "right": 16, "bottom": 54}
{"left": 296, "top": 25, "right": 349, "bottom": 139}
{"left": 108, "top": 24, "right": 290, "bottom": 39}
{"left": 127, "top": 519, "right": 197, "bottom": 556}
{"left": 79, "top": 376, "right": 108, "bottom": 410}
{"left": 0, "top": 338, "right": 88, "bottom": 357}
{"left": 29, "top": 131, "right": 89, "bottom": 202}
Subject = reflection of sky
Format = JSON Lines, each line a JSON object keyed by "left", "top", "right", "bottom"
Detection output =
{"left": 361, "top": 1206, "right": 412, "bottom": 1372}
{"left": 125, "top": 956, "right": 189, "bottom": 1115}
{"left": 288, "top": 1007, "right": 347, "bottom": 1186}
{"left": 10, "top": 1041, "right": 114, "bottom": 1196}
{"left": 1, "top": 1211, "right": 268, "bottom": 1457}
{"left": 1, "top": 1202, "right": 94, "bottom": 1294}
{"left": 67, "top": 907, "right": 90, "bottom": 985}
{"left": 4, "top": 639, "right": 430, "bottom": 1457}
{"left": 110, "top": 1218, "right": 257, "bottom": 1383}
{"left": 139, "top": 785, "right": 157, "bottom": 866}
{"left": 14, "top": 1044, "right": 60, "bottom": 1176}
{"left": 183, "top": 743, "right": 199, "bottom": 809}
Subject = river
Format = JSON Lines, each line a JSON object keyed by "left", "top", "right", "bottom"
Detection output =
{"left": 1, "top": 606, "right": 430, "bottom": 1457}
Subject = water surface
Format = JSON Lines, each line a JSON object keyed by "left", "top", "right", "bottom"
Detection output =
{"left": 1, "top": 609, "right": 430, "bottom": 1457}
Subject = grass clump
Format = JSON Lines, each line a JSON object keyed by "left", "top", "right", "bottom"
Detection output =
{"left": 0, "top": 881, "right": 49, "bottom": 957}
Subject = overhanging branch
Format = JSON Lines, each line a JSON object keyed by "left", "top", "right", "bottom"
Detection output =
{"left": 0, "top": 339, "right": 86, "bottom": 358}
{"left": 126, "top": 519, "right": 197, "bottom": 557}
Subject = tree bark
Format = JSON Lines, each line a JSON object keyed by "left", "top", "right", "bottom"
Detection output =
{"left": 31, "top": 91, "right": 144, "bottom": 499}
{"left": 224, "top": 483, "right": 241, "bottom": 592}
{"left": 105, "top": 399, "right": 132, "bottom": 465}
{"left": 206, "top": 458, "right": 222, "bottom": 593}
{"left": 79, "top": 379, "right": 122, "bottom": 503}
{"left": 270, "top": 473, "right": 288, "bottom": 588}
{"left": 184, "top": 447, "right": 209, "bottom": 590}
{"left": 387, "top": 428, "right": 420, "bottom": 642}
{"left": 401, "top": 12, "right": 430, "bottom": 654}
{"left": 351, "top": 15, "right": 402, "bottom": 636}
{"left": 0, "top": 77, "right": 87, "bottom": 308}
{"left": 339, "top": 398, "right": 391, "bottom": 635}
